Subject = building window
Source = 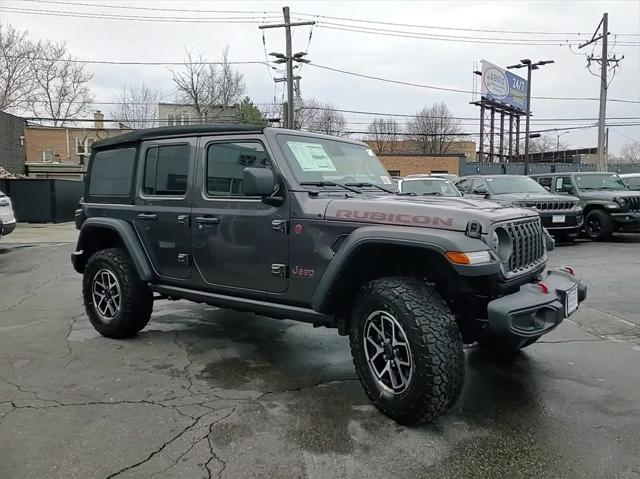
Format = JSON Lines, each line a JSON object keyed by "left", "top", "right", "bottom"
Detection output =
{"left": 76, "top": 137, "right": 94, "bottom": 155}
{"left": 42, "top": 149, "right": 56, "bottom": 162}
{"left": 387, "top": 170, "right": 401, "bottom": 177}
{"left": 167, "top": 113, "right": 190, "bottom": 126}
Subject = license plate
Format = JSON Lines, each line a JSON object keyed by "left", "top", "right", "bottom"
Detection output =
{"left": 565, "top": 284, "right": 578, "bottom": 316}
{"left": 552, "top": 215, "right": 566, "bottom": 223}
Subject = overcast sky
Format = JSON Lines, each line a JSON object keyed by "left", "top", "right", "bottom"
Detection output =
{"left": 1, "top": 0, "right": 639, "bottom": 154}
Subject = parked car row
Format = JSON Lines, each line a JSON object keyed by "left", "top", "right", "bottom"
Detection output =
{"left": 393, "top": 171, "right": 640, "bottom": 241}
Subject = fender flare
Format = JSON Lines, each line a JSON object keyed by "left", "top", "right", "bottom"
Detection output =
{"left": 73, "top": 217, "right": 153, "bottom": 281}
{"left": 310, "top": 225, "right": 491, "bottom": 314}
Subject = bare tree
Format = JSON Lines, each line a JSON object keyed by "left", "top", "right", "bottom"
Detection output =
{"left": 113, "top": 82, "right": 162, "bottom": 129}
{"left": 366, "top": 117, "right": 400, "bottom": 153}
{"left": 170, "top": 49, "right": 211, "bottom": 120}
{"left": 0, "top": 24, "right": 39, "bottom": 112}
{"left": 617, "top": 141, "right": 640, "bottom": 164}
{"left": 171, "top": 47, "right": 246, "bottom": 122}
{"left": 405, "top": 102, "right": 461, "bottom": 154}
{"left": 214, "top": 46, "right": 246, "bottom": 107}
{"left": 524, "top": 133, "right": 570, "bottom": 153}
{"left": 30, "top": 41, "right": 92, "bottom": 126}
{"left": 298, "top": 98, "right": 347, "bottom": 136}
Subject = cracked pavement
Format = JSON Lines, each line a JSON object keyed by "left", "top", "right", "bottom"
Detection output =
{"left": 1, "top": 229, "right": 639, "bottom": 478}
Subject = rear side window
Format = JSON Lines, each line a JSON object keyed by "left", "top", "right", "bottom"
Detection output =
{"left": 89, "top": 148, "right": 136, "bottom": 196}
{"left": 143, "top": 144, "right": 190, "bottom": 196}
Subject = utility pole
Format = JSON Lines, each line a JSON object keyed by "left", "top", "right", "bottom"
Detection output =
{"left": 579, "top": 13, "right": 623, "bottom": 172}
{"left": 259, "top": 7, "right": 314, "bottom": 129}
{"left": 507, "top": 59, "right": 554, "bottom": 174}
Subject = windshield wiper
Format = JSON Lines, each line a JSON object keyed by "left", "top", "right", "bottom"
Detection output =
{"left": 344, "top": 182, "right": 396, "bottom": 194}
{"left": 421, "top": 192, "right": 442, "bottom": 196}
{"left": 300, "top": 181, "right": 362, "bottom": 194}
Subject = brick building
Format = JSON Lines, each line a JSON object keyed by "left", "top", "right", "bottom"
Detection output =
{"left": 379, "top": 153, "right": 466, "bottom": 177}
{"left": 0, "top": 111, "right": 27, "bottom": 175}
{"left": 24, "top": 112, "right": 130, "bottom": 178}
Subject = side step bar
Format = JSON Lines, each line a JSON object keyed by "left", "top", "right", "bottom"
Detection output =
{"left": 148, "top": 283, "right": 335, "bottom": 326}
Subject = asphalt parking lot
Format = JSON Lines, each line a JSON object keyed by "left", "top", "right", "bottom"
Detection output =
{"left": 1, "top": 224, "right": 639, "bottom": 479}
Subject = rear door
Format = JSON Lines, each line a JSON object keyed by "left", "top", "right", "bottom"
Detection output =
{"left": 191, "top": 136, "right": 289, "bottom": 294}
{"left": 133, "top": 139, "right": 195, "bottom": 280}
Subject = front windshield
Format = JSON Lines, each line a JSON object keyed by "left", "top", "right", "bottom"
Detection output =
{"left": 401, "top": 179, "right": 461, "bottom": 196}
{"left": 622, "top": 176, "right": 640, "bottom": 190}
{"left": 576, "top": 174, "right": 628, "bottom": 191}
{"left": 486, "top": 176, "right": 549, "bottom": 195}
{"left": 276, "top": 134, "right": 392, "bottom": 187}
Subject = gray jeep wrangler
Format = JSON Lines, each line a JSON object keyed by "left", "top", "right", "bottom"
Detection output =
{"left": 531, "top": 171, "right": 640, "bottom": 241}
{"left": 72, "top": 125, "right": 586, "bottom": 425}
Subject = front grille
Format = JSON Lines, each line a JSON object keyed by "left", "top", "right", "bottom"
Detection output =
{"left": 533, "top": 201, "right": 575, "bottom": 211}
{"left": 626, "top": 196, "right": 640, "bottom": 211}
{"left": 502, "top": 217, "right": 546, "bottom": 277}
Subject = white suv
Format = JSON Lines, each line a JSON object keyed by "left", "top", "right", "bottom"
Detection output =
{"left": 0, "top": 190, "right": 16, "bottom": 237}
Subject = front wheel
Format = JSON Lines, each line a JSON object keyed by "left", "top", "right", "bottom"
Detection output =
{"left": 585, "top": 209, "right": 614, "bottom": 241}
{"left": 349, "top": 277, "right": 464, "bottom": 425}
{"left": 82, "top": 247, "right": 153, "bottom": 338}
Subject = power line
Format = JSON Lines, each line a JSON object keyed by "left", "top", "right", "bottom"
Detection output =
{"left": 313, "top": 23, "right": 640, "bottom": 46}
{"left": 306, "top": 63, "right": 640, "bottom": 103}
{"left": 6, "top": 55, "right": 268, "bottom": 66}
{"left": 15, "top": 0, "right": 281, "bottom": 15}
{"left": 0, "top": 6, "right": 283, "bottom": 23}
{"left": 292, "top": 11, "right": 640, "bottom": 37}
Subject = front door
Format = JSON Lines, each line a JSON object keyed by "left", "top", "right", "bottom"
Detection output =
{"left": 134, "top": 139, "right": 194, "bottom": 280}
{"left": 191, "top": 137, "right": 289, "bottom": 293}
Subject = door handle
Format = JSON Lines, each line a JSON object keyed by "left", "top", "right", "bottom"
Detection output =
{"left": 137, "top": 213, "right": 158, "bottom": 221}
{"left": 195, "top": 216, "right": 220, "bottom": 225}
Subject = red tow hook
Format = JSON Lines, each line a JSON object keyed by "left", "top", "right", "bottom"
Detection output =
{"left": 561, "top": 266, "right": 576, "bottom": 276}
{"left": 536, "top": 282, "right": 550, "bottom": 294}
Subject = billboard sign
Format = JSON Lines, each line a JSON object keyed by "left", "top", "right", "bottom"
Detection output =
{"left": 481, "top": 60, "right": 528, "bottom": 113}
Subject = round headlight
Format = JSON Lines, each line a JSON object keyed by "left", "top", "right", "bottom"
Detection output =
{"left": 617, "top": 197, "right": 628, "bottom": 208}
{"left": 490, "top": 227, "right": 513, "bottom": 262}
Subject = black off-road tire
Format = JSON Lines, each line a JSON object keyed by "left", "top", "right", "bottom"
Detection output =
{"left": 478, "top": 332, "right": 541, "bottom": 359}
{"left": 585, "top": 209, "right": 615, "bottom": 241}
{"left": 349, "top": 277, "right": 464, "bottom": 425}
{"left": 82, "top": 247, "right": 153, "bottom": 338}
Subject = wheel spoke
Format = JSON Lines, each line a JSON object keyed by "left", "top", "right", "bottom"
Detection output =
{"left": 92, "top": 269, "right": 121, "bottom": 321}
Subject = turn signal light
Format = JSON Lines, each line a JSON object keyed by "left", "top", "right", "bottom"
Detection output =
{"left": 445, "top": 251, "right": 492, "bottom": 265}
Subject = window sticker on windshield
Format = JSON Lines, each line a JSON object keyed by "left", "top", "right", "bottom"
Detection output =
{"left": 366, "top": 148, "right": 375, "bottom": 157}
{"left": 381, "top": 175, "right": 392, "bottom": 184}
{"left": 287, "top": 141, "right": 337, "bottom": 172}
{"left": 486, "top": 178, "right": 494, "bottom": 181}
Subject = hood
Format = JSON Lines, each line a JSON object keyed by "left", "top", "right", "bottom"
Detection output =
{"left": 324, "top": 195, "right": 537, "bottom": 232}
{"left": 579, "top": 190, "right": 639, "bottom": 201}
{"left": 491, "top": 192, "right": 578, "bottom": 203}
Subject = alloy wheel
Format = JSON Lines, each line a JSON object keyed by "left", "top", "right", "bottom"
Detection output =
{"left": 92, "top": 269, "right": 122, "bottom": 322}
{"left": 363, "top": 310, "right": 414, "bottom": 394}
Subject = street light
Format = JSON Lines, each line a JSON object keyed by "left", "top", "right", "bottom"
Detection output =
{"left": 507, "top": 59, "right": 554, "bottom": 174}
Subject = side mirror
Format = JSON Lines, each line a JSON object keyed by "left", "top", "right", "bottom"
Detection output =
{"left": 473, "top": 186, "right": 488, "bottom": 196}
{"left": 243, "top": 167, "right": 275, "bottom": 196}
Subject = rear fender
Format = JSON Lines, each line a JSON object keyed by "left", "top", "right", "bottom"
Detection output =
{"left": 72, "top": 217, "right": 153, "bottom": 281}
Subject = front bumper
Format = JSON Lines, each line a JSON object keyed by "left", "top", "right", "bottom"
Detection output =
{"left": 487, "top": 269, "right": 587, "bottom": 339}
{"left": 1, "top": 221, "right": 16, "bottom": 236}
{"left": 539, "top": 212, "right": 583, "bottom": 234}
{"left": 611, "top": 211, "right": 640, "bottom": 230}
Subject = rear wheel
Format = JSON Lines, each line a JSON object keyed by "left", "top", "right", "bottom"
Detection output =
{"left": 349, "top": 277, "right": 464, "bottom": 425}
{"left": 82, "top": 248, "right": 153, "bottom": 338}
{"left": 585, "top": 209, "right": 614, "bottom": 241}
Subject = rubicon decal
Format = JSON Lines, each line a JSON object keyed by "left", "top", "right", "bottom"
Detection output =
{"left": 335, "top": 209, "right": 454, "bottom": 227}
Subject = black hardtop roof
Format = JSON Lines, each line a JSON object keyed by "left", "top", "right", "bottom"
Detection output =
{"left": 93, "top": 124, "right": 264, "bottom": 149}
